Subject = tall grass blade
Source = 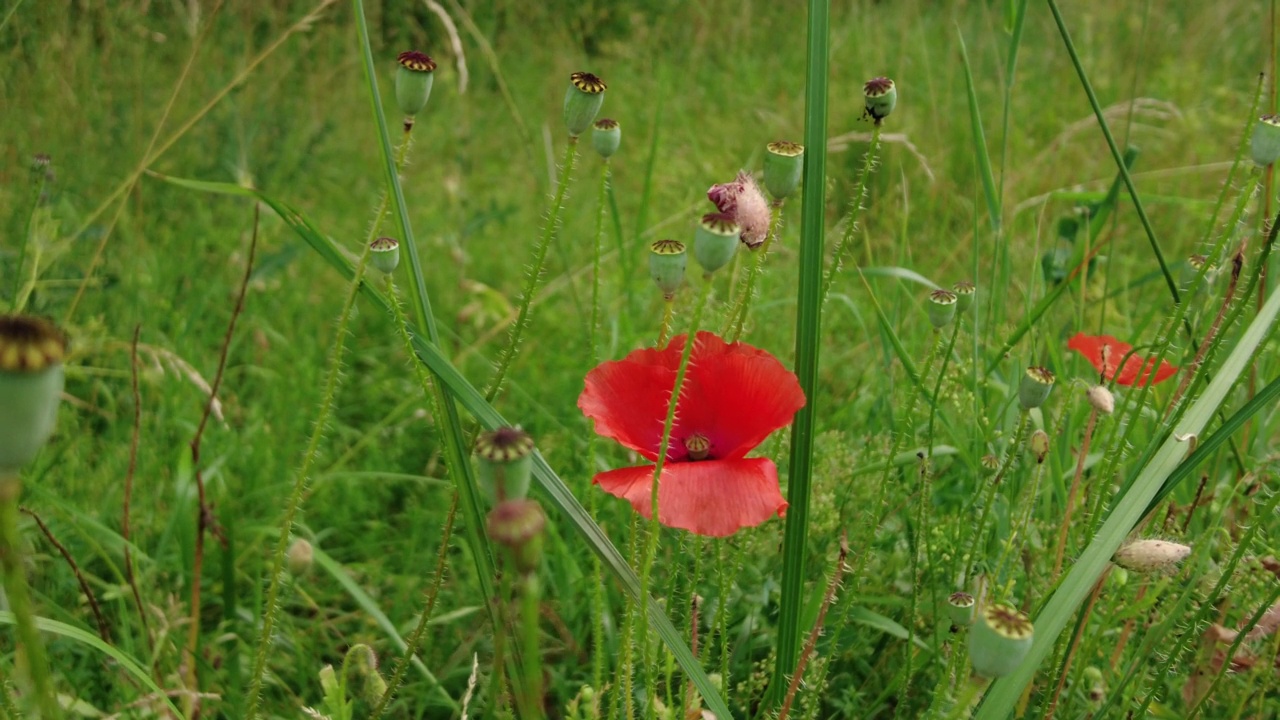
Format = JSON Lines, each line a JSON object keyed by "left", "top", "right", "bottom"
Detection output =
{"left": 771, "top": 0, "right": 830, "bottom": 703}
{"left": 957, "top": 30, "right": 1000, "bottom": 236}
{"left": 150, "top": 175, "right": 734, "bottom": 720}
{"left": 976, "top": 270, "right": 1280, "bottom": 717}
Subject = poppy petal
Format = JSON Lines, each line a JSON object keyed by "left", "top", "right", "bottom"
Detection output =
{"left": 669, "top": 332, "right": 806, "bottom": 460}
{"left": 1067, "top": 332, "right": 1178, "bottom": 387}
{"left": 593, "top": 458, "right": 787, "bottom": 537}
{"left": 579, "top": 345, "right": 679, "bottom": 461}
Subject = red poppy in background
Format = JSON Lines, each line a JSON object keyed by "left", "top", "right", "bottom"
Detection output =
{"left": 578, "top": 331, "right": 805, "bottom": 537}
{"left": 1067, "top": 332, "right": 1179, "bottom": 387}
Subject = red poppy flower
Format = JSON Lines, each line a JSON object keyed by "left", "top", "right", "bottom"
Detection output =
{"left": 578, "top": 331, "right": 805, "bottom": 537}
{"left": 1067, "top": 332, "right": 1178, "bottom": 387}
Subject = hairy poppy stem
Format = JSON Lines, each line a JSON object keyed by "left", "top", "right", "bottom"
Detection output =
{"left": 960, "top": 413, "right": 1029, "bottom": 588}
{"left": 1055, "top": 407, "right": 1098, "bottom": 579}
{"left": 725, "top": 200, "right": 784, "bottom": 342}
{"left": 821, "top": 124, "right": 882, "bottom": 306}
{"left": 0, "top": 474, "right": 58, "bottom": 719}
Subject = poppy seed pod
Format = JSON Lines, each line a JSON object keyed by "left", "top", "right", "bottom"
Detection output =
{"left": 0, "top": 315, "right": 67, "bottom": 472}
{"left": 648, "top": 239, "right": 687, "bottom": 298}
{"left": 395, "top": 51, "right": 437, "bottom": 121}
{"left": 969, "top": 604, "right": 1034, "bottom": 678}
{"left": 592, "top": 118, "right": 621, "bottom": 158}
{"left": 927, "top": 289, "right": 957, "bottom": 329}
{"left": 763, "top": 141, "right": 804, "bottom": 200}
{"left": 1251, "top": 114, "right": 1280, "bottom": 167}
{"left": 953, "top": 280, "right": 976, "bottom": 314}
{"left": 564, "top": 71, "right": 607, "bottom": 138}
{"left": 1029, "top": 429, "right": 1050, "bottom": 464}
{"left": 370, "top": 236, "right": 400, "bottom": 274}
{"left": 863, "top": 77, "right": 897, "bottom": 123}
{"left": 475, "top": 427, "right": 535, "bottom": 505}
{"left": 1018, "top": 366, "right": 1055, "bottom": 410}
{"left": 694, "top": 213, "right": 740, "bottom": 274}
{"left": 947, "top": 592, "right": 975, "bottom": 626}
{"left": 487, "top": 499, "right": 546, "bottom": 574}
{"left": 1113, "top": 539, "right": 1191, "bottom": 573}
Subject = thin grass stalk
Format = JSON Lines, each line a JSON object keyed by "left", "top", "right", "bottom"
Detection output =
{"left": 351, "top": 0, "right": 518, "bottom": 698}
{"left": 369, "top": 397, "right": 460, "bottom": 716}
{"left": 20, "top": 507, "right": 108, "bottom": 642}
{"left": 487, "top": 138, "right": 579, "bottom": 402}
{"left": 641, "top": 277, "right": 714, "bottom": 719}
{"left": 9, "top": 164, "right": 48, "bottom": 311}
{"left": 0, "top": 471, "right": 57, "bottom": 718}
{"left": 821, "top": 128, "right": 880, "bottom": 305}
{"left": 772, "top": 0, "right": 830, "bottom": 699}
{"left": 124, "top": 325, "right": 151, "bottom": 646}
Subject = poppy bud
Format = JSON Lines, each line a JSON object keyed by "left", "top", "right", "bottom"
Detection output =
{"left": 648, "top": 239, "right": 687, "bottom": 299}
{"left": 694, "top": 213, "right": 740, "bottom": 275}
{"left": 347, "top": 644, "right": 388, "bottom": 704}
{"left": 927, "top": 289, "right": 957, "bottom": 329}
{"left": 0, "top": 315, "right": 67, "bottom": 473}
{"left": 1086, "top": 385, "right": 1114, "bottom": 415}
{"left": 863, "top": 77, "right": 897, "bottom": 123}
{"left": 969, "top": 603, "right": 1034, "bottom": 678}
{"left": 953, "top": 280, "right": 976, "bottom": 314}
{"left": 564, "top": 71, "right": 607, "bottom": 138}
{"left": 1029, "top": 429, "right": 1050, "bottom": 463}
{"left": 475, "top": 426, "right": 535, "bottom": 504}
{"left": 287, "top": 538, "right": 314, "bottom": 576}
{"left": 395, "top": 51, "right": 437, "bottom": 126}
{"left": 1112, "top": 539, "right": 1191, "bottom": 573}
{"left": 1018, "top": 366, "right": 1055, "bottom": 410}
{"left": 1251, "top": 114, "right": 1280, "bottom": 167}
{"left": 947, "top": 591, "right": 975, "bottom": 626}
{"left": 487, "top": 499, "right": 546, "bottom": 575}
{"left": 763, "top": 141, "right": 804, "bottom": 200}
{"left": 370, "top": 236, "right": 400, "bottom": 275}
{"left": 592, "top": 118, "right": 621, "bottom": 158}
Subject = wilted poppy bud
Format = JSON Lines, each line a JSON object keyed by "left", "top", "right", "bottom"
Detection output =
{"left": 487, "top": 499, "right": 546, "bottom": 574}
{"left": 475, "top": 426, "right": 535, "bottom": 504}
{"left": 395, "top": 51, "right": 437, "bottom": 126}
{"left": 969, "top": 603, "right": 1034, "bottom": 678}
{"left": 953, "top": 280, "right": 976, "bottom": 314}
{"left": 763, "top": 141, "right": 804, "bottom": 200}
{"left": 0, "top": 315, "right": 67, "bottom": 473}
{"left": 863, "top": 77, "right": 897, "bottom": 123}
{"left": 1029, "top": 429, "right": 1050, "bottom": 464}
{"left": 592, "top": 118, "right": 621, "bottom": 158}
{"left": 648, "top": 239, "right": 687, "bottom": 298}
{"left": 1018, "top": 366, "right": 1055, "bottom": 410}
{"left": 1086, "top": 385, "right": 1114, "bottom": 415}
{"left": 1112, "top": 539, "right": 1191, "bottom": 573}
{"left": 947, "top": 591, "right": 975, "bottom": 626}
{"left": 370, "top": 236, "right": 400, "bottom": 274}
{"left": 1251, "top": 114, "right": 1280, "bottom": 167}
{"left": 564, "top": 71, "right": 607, "bottom": 138}
{"left": 927, "top": 289, "right": 957, "bottom": 329}
{"left": 287, "top": 538, "right": 314, "bottom": 576}
{"left": 693, "top": 213, "right": 740, "bottom": 275}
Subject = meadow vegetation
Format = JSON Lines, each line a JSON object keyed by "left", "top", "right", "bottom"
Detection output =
{"left": 3, "top": 0, "right": 1280, "bottom": 717}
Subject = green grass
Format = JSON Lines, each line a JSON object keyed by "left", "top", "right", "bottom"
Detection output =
{"left": 3, "top": 0, "right": 1280, "bottom": 717}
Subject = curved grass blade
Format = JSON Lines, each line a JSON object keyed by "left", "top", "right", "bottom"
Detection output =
{"left": 976, "top": 266, "right": 1280, "bottom": 718}
{"left": 149, "top": 174, "right": 734, "bottom": 719}
{"left": 0, "top": 611, "right": 185, "bottom": 718}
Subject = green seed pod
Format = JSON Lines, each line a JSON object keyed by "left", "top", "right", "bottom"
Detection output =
{"left": 592, "top": 118, "right": 621, "bottom": 158}
{"left": 953, "top": 280, "right": 976, "bottom": 314}
{"left": 863, "top": 77, "right": 897, "bottom": 123}
{"left": 0, "top": 315, "right": 67, "bottom": 472}
{"left": 969, "top": 603, "right": 1034, "bottom": 679}
{"left": 980, "top": 454, "right": 1000, "bottom": 471}
{"left": 693, "top": 212, "right": 740, "bottom": 275}
{"left": 947, "top": 592, "right": 975, "bottom": 626}
{"left": 763, "top": 141, "right": 804, "bottom": 200}
{"left": 927, "top": 289, "right": 957, "bottom": 329}
{"left": 370, "top": 236, "right": 400, "bottom": 274}
{"left": 1251, "top": 114, "right": 1280, "bottom": 167}
{"left": 475, "top": 426, "right": 535, "bottom": 504}
{"left": 395, "top": 51, "right": 437, "bottom": 125}
{"left": 1029, "top": 429, "right": 1050, "bottom": 464}
{"left": 564, "top": 71, "right": 607, "bottom": 138}
{"left": 487, "top": 499, "right": 547, "bottom": 575}
{"left": 1018, "top": 366, "right": 1055, "bottom": 410}
{"left": 287, "top": 538, "right": 314, "bottom": 576}
{"left": 648, "top": 239, "right": 687, "bottom": 298}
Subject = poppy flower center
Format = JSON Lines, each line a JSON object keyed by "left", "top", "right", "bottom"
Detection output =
{"left": 684, "top": 433, "right": 711, "bottom": 461}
